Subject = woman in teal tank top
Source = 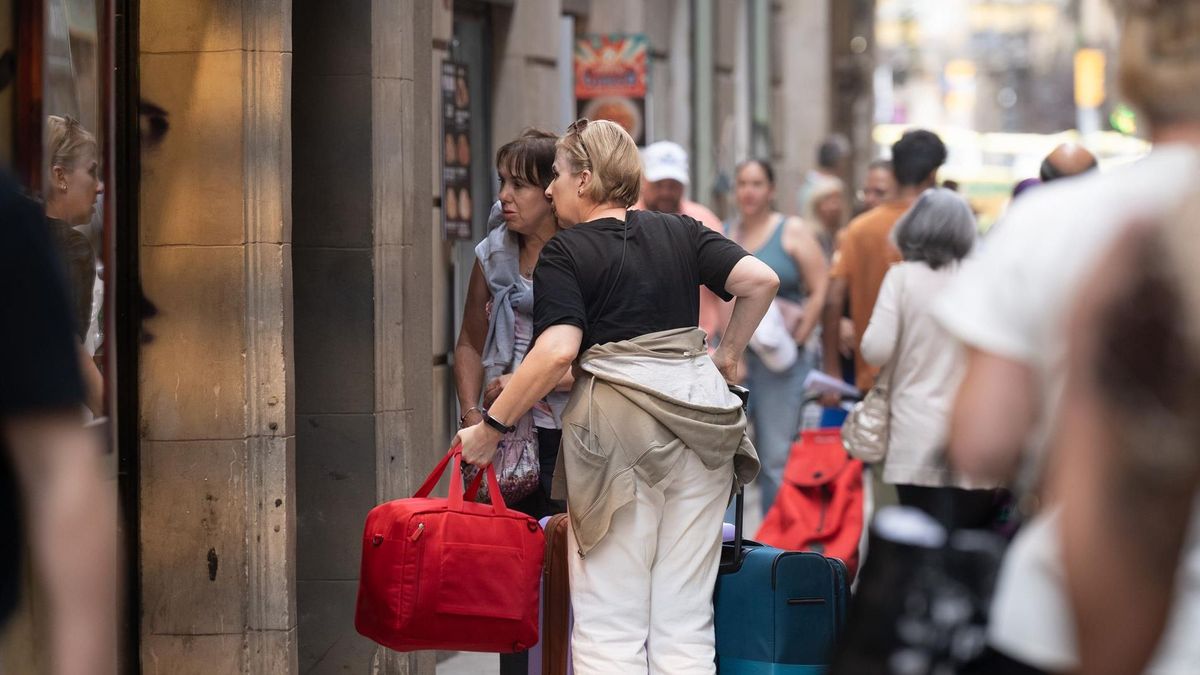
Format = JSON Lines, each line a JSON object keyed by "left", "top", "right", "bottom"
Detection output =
{"left": 724, "top": 159, "right": 830, "bottom": 516}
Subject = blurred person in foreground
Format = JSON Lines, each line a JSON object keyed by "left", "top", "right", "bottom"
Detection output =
{"left": 1054, "top": 196, "right": 1200, "bottom": 675}
{"left": 821, "top": 129, "right": 947, "bottom": 400}
{"left": 935, "top": 1, "right": 1200, "bottom": 671}
{"left": 859, "top": 188, "right": 1001, "bottom": 523}
{"left": 0, "top": 172, "right": 116, "bottom": 675}
{"left": 455, "top": 119, "right": 776, "bottom": 673}
{"left": 636, "top": 141, "right": 727, "bottom": 342}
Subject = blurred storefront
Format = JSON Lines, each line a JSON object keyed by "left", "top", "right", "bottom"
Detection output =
{"left": 0, "top": 0, "right": 135, "bottom": 670}
{"left": 873, "top": 0, "right": 1148, "bottom": 227}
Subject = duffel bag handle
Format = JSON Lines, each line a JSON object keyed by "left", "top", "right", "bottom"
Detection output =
{"left": 412, "top": 444, "right": 509, "bottom": 516}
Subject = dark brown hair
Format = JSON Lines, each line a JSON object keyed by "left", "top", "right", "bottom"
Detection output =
{"left": 495, "top": 128, "right": 557, "bottom": 190}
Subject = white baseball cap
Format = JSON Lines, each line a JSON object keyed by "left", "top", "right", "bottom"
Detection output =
{"left": 641, "top": 141, "right": 690, "bottom": 185}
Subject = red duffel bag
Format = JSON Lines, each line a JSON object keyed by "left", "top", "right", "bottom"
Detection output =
{"left": 354, "top": 445, "right": 545, "bottom": 653}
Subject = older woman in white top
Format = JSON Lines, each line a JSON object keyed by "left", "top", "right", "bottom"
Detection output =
{"left": 859, "top": 188, "right": 1000, "bottom": 524}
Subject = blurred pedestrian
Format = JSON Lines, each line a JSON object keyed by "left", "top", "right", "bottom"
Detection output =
{"left": 637, "top": 141, "right": 728, "bottom": 343}
{"left": 858, "top": 158, "right": 897, "bottom": 215}
{"left": 804, "top": 176, "right": 847, "bottom": 260}
{"left": 797, "top": 133, "right": 850, "bottom": 215}
{"left": 1039, "top": 142, "right": 1097, "bottom": 183}
{"left": 452, "top": 128, "right": 568, "bottom": 675}
{"left": 822, "top": 129, "right": 947, "bottom": 399}
{"left": 936, "top": 1, "right": 1200, "bottom": 671}
{"left": 726, "top": 159, "right": 829, "bottom": 515}
{"left": 454, "top": 118, "right": 776, "bottom": 674}
{"left": 806, "top": 176, "right": 856, "bottom": 383}
{"left": 1053, "top": 204, "right": 1200, "bottom": 675}
{"left": 1, "top": 171, "right": 116, "bottom": 675}
{"left": 858, "top": 188, "right": 999, "bottom": 524}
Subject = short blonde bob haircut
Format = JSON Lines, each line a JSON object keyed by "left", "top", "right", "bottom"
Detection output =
{"left": 1116, "top": 0, "right": 1200, "bottom": 126}
{"left": 557, "top": 118, "right": 641, "bottom": 208}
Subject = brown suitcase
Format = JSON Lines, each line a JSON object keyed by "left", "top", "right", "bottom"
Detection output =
{"left": 540, "top": 513, "right": 571, "bottom": 675}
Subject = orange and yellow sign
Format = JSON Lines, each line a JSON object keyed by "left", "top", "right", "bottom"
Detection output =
{"left": 574, "top": 34, "right": 649, "bottom": 144}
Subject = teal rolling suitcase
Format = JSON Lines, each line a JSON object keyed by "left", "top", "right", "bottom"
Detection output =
{"left": 714, "top": 487, "right": 850, "bottom": 673}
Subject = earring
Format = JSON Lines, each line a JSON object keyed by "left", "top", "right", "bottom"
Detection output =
{"left": 60, "top": 183, "right": 68, "bottom": 191}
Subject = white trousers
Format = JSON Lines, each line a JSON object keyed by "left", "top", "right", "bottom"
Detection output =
{"left": 568, "top": 450, "right": 734, "bottom": 675}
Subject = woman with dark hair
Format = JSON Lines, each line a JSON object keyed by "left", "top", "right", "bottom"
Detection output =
{"left": 859, "top": 187, "right": 998, "bottom": 521}
{"left": 455, "top": 119, "right": 778, "bottom": 674}
{"left": 453, "top": 128, "right": 570, "bottom": 673}
{"left": 725, "top": 158, "right": 829, "bottom": 516}
{"left": 455, "top": 127, "right": 567, "bottom": 512}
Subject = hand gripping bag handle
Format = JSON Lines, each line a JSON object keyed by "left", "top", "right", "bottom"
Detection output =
{"left": 411, "top": 444, "right": 509, "bottom": 516}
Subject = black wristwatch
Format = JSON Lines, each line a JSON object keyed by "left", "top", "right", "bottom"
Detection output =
{"left": 482, "top": 411, "right": 516, "bottom": 434}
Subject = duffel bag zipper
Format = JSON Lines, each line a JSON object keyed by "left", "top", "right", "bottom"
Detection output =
{"left": 409, "top": 522, "right": 425, "bottom": 542}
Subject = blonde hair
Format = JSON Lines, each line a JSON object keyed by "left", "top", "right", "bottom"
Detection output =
{"left": 805, "top": 176, "right": 845, "bottom": 225}
{"left": 45, "top": 115, "right": 97, "bottom": 185}
{"left": 1116, "top": 0, "right": 1200, "bottom": 126}
{"left": 558, "top": 119, "right": 641, "bottom": 207}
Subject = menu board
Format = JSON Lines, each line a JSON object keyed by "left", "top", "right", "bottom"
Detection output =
{"left": 441, "top": 61, "right": 472, "bottom": 240}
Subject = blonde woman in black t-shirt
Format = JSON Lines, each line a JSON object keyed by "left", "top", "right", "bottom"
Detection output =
{"left": 455, "top": 119, "right": 779, "bottom": 675}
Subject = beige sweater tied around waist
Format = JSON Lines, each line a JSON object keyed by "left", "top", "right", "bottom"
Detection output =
{"left": 552, "top": 327, "right": 760, "bottom": 556}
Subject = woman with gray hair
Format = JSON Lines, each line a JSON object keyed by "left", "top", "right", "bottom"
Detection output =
{"left": 858, "top": 187, "right": 1000, "bottom": 522}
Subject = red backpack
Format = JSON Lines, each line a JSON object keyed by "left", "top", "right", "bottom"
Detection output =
{"left": 755, "top": 428, "right": 865, "bottom": 579}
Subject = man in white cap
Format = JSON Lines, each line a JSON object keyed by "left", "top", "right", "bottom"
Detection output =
{"left": 637, "top": 141, "right": 727, "bottom": 341}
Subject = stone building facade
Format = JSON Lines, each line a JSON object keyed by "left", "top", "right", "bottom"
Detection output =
{"left": 0, "top": 1, "right": 867, "bottom": 673}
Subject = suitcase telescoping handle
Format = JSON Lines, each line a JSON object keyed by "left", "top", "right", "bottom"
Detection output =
{"left": 412, "top": 444, "right": 509, "bottom": 516}
{"left": 729, "top": 384, "right": 750, "bottom": 568}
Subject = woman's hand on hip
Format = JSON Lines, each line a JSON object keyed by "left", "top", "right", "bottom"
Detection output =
{"left": 454, "top": 422, "right": 503, "bottom": 467}
{"left": 712, "top": 348, "right": 742, "bottom": 385}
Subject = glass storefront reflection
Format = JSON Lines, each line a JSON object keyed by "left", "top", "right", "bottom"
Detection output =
{"left": 43, "top": 0, "right": 106, "bottom": 417}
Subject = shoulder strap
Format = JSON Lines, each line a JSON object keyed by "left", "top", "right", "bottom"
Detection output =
{"left": 591, "top": 212, "right": 630, "bottom": 321}
{"left": 881, "top": 265, "right": 905, "bottom": 388}
{"left": 768, "top": 215, "right": 789, "bottom": 247}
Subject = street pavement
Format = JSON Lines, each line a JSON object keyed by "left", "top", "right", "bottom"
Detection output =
{"left": 440, "top": 650, "right": 498, "bottom": 674}
{"left": 436, "top": 484, "right": 764, "bottom": 674}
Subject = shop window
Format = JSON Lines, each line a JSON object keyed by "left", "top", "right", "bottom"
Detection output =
{"left": 41, "top": 0, "right": 108, "bottom": 420}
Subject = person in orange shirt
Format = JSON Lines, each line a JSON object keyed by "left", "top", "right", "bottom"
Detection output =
{"left": 821, "top": 129, "right": 946, "bottom": 398}
{"left": 636, "top": 141, "right": 728, "bottom": 343}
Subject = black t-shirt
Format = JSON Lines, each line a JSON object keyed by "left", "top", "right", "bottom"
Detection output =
{"left": 0, "top": 174, "right": 86, "bottom": 625}
{"left": 46, "top": 217, "right": 97, "bottom": 340}
{"left": 533, "top": 209, "right": 749, "bottom": 352}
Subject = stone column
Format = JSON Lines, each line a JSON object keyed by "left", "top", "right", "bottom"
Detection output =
{"left": 137, "top": 0, "right": 297, "bottom": 672}
{"left": 371, "top": 4, "right": 436, "bottom": 675}
{"left": 491, "top": 0, "right": 565, "bottom": 142}
{"left": 289, "top": 0, "right": 435, "bottom": 672}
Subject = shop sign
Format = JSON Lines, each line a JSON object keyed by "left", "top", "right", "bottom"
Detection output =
{"left": 441, "top": 61, "right": 473, "bottom": 240}
{"left": 574, "top": 34, "right": 649, "bottom": 145}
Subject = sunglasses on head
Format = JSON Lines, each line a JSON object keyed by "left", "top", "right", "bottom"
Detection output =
{"left": 567, "top": 118, "right": 592, "bottom": 166}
